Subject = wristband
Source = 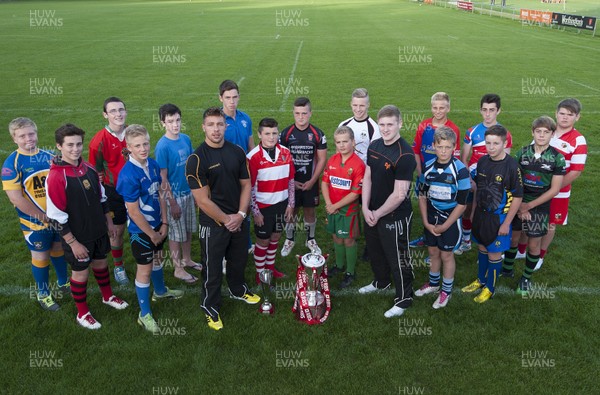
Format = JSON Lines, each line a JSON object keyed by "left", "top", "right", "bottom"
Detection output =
{"left": 162, "top": 222, "right": 169, "bottom": 226}
{"left": 66, "top": 238, "right": 76, "bottom": 245}
{"left": 237, "top": 211, "right": 247, "bottom": 219}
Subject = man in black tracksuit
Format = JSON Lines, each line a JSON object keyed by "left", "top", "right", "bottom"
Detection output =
{"left": 360, "top": 105, "right": 417, "bottom": 318}
{"left": 186, "top": 107, "right": 258, "bottom": 331}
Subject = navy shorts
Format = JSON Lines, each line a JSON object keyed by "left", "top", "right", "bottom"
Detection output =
{"left": 130, "top": 225, "right": 166, "bottom": 265}
{"left": 423, "top": 211, "right": 462, "bottom": 252}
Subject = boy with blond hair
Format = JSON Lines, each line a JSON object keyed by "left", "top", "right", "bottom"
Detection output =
{"left": 117, "top": 125, "right": 183, "bottom": 333}
{"left": 410, "top": 92, "right": 461, "bottom": 248}
{"left": 322, "top": 126, "right": 365, "bottom": 288}
{"left": 415, "top": 126, "right": 470, "bottom": 308}
{"left": 3, "top": 118, "right": 69, "bottom": 311}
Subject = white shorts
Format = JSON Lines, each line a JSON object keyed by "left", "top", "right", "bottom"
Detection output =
{"left": 167, "top": 194, "right": 197, "bottom": 242}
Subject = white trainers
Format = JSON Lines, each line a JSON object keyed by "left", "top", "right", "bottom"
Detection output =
{"left": 454, "top": 241, "right": 471, "bottom": 255}
{"left": 358, "top": 282, "right": 390, "bottom": 294}
{"left": 432, "top": 291, "right": 451, "bottom": 309}
{"left": 102, "top": 295, "right": 129, "bottom": 310}
{"left": 305, "top": 239, "right": 321, "bottom": 255}
{"left": 534, "top": 258, "right": 544, "bottom": 271}
{"left": 281, "top": 239, "right": 295, "bottom": 257}
{"left": 384, "top": 305, "right": 405, "bottom": 318}
{"left": 358, "top": 283, "right": 377, "bottom": 294}
{"left": 77, "top": 312, "right": 101, "bottom": 330}
{"left": 414, "top": 283, "right": 440, "bottom": 297}
{"left": 515, "top": 251, "right": 526, "bottom": 259}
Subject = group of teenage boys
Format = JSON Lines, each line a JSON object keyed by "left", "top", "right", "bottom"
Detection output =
{"left": 412, "top": 94, "right": 585, "bottom": 309}
{"left": 2, "top": 83, "right": 586, "bottom": 330}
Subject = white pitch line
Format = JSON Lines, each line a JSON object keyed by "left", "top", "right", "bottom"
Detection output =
{"left": 2, "top": 284, "right": 600, "bottom": 297}
{"left": 447, "top": 35, "right": 459, "bottom": 40}
{"left": 567, "top": 79, "right": 600, "bottom": 93}
{"left": 279, "top": 40, "right": 304, "bottom": 112}
{"left": 327, "top": 284, "right": 600, "bottom": 297}
{"left": 237, "top": 76, "right": 245, "bottom": 86}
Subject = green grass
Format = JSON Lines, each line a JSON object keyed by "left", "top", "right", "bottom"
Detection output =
{"left": 1, "top": 0, "right": 599, "bottom": 394}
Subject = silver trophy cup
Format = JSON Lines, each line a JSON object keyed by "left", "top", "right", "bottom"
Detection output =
{"left": 259, "top": 269, "right": 274, "bottom": 315}
{"left": 301, "top": 253, "right": 326, "bottom": 319}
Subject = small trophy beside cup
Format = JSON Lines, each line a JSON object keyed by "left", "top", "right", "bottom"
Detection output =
{"left": 259, "top": 269, "right": 275, "bottom": 315}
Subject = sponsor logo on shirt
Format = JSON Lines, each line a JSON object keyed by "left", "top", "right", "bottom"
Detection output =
{"left": 330, "top": 176, "right": 351, "bottom": 190}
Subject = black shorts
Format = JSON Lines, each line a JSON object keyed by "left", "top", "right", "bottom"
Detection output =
{"left": 104, "top": 185, "right": 127, "bottom": 226}
{"left": 254, "top": 201, "right": 287, "bottom": 240}
{"left": 423, "top": 211, "right": 462, "bottom": 252}
{"left": 512, "top": 206, "right": 550, "bottom": 238}
{"left": 130, "top": 225, "right": 166, "bottom": 265}
{"left": 295, "top": 182, "right": 319, "bottom": 208}
{"left": 64, "top": 234, "right": 110, "bottom": 271}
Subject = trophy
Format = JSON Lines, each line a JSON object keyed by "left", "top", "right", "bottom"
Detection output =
{"left": 292, "top": 253, "right": 331, "bottom": 324}
{"left": 259, "top": 269, "right": 275, "bottom": 315}
{"left": 301, "top": 253, "right": 326, "bottom": 319}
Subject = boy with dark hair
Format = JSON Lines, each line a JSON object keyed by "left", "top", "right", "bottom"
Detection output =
{"left": 279, "top": 97, "right": 328, "bottom": 257}
{"left": 322, "top": 126, "right": 365, "bottom": 288}
{"left": 3, "top": 117, "right": 69, "bottom": 311}
{"left": 219, "top": 79, "right": 254, "bottom": 153}
{"left": 415, "top": 126, "right": 470, "bottom": 308}
{"left": 528, "top": 99, "right": 586, "bottom": 270}
{"left": 47, "top": 123, "right": 128, "bottom": 329}
{"left": 247, "top": 118, "right": 295, "bottom": 283}
{"left": 219, "top": 80, "right": 254, "bottom": 256}
{"left": 186, "top": 107, "right": 258, "bottom": 331}
{"left": 360, "top": 105, "right": 416, "bottom": 318}
{"left": 117, "top": 125, "right": 183, "bottom": 333}
{"left": 501, "top": 116, "right": 565, "bottom": 294}
{"left": 88, "top": 96, "right": 130, "bottom": 284}
{"left": 462, "top": 125, "right": 523, "bottom": 303}
{"left": 155, "top": 103, "right": 201, "bottom": 283}
{"left": 458, "top": 93, "right": 513, "bottom": 255}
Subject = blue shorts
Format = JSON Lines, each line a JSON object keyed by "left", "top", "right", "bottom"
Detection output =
{"left": 472, "top": 231, "right": 511, "bottom": 253}
{"left": 23, "top": 228, "right": 60, "bottom": 252}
